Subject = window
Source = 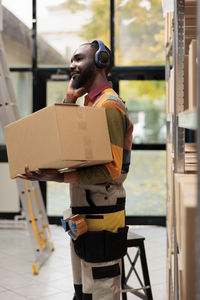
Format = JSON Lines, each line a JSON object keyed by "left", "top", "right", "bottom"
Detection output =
{"left": 0, "top": 72, "right": 32, "bottom": 145}
{"left": 120, "top": 80, "right": 166, "bottom": 144}
{"left": 2, "top": 0, "right": 32, "bottom": 68}
{"left": 125, "top": 151, "right": 166, "bottom": 216}
{"left": 37, "top": 0, "right": 110, "bottom": 66}
{"left": 115, "top": 0, "right": 165, "bottom": 66}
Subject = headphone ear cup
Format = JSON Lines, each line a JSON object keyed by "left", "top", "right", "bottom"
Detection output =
{"left": 93, "top": 40, "right": 110, "bottom": 69}
{"left": 95, "top": 51, "right": 109, "bottom": 68}
{"left": 98, "top": 52, "right": 109, "bottom": 65}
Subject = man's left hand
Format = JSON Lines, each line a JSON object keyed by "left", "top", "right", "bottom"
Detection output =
{"left": 16, "top": 165, "right": 64, "bottom": 182}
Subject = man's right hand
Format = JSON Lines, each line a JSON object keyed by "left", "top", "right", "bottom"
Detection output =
{"left": 65, "top": 78, "right": 86, "bottom": 103}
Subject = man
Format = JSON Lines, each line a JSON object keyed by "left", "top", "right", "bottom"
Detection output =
{"left": 17, "top": 40, "right": 133, "bottom": 300}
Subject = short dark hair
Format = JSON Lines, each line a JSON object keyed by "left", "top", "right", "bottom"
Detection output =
{"left": 90, "top": 41, "right": 113, "bottom": 74}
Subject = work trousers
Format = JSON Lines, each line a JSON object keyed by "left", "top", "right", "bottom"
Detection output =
{"left": 70, "top": 240, "right": 121, "bottom": 300}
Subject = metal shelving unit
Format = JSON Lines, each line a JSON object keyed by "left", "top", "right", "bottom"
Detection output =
{"left": 166, "top": 1, "right": 199, "bottom": 299}
{"left": 196, "top": 1, "right": 200, "bottom": 299}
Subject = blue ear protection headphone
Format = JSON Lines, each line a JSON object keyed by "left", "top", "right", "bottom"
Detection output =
{"left": 92, "top": 40, "right": 110, "bottom": 69}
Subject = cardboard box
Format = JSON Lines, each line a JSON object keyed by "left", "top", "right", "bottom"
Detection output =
{"left": 4, "top": 104, "right": 113, "bottom": 179}
{"left": 184, "top": 55, "right": 189, "bottom": 110}
{"left": 188, "top": 39, "right": 197, "bottom": 109}
{"left": 180, "top": 181, "right": 197, "bottom": 300}
{"left": 174, "top": 173, "right": 197, "bottom": 252}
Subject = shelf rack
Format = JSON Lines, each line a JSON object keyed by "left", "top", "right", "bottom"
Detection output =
{"left": 196, "top": 0, "right": 200, "bottom": 299}
{"left": 165, "top": 0, "right": 199, "bottom": 299}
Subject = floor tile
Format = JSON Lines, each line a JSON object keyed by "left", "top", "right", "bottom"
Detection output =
{"left": 37, "top": 291, "right": 74, "bottom": 300}
{"left": 14, "top": 283, "right": 61, "bottom": 300}
{"left": 0, "top": 290, "right": 30, "bottom": 300}
{"left": 0, "top": 286, "right": 7, "bottom": 293}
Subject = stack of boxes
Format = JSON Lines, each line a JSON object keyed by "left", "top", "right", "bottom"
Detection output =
{"left": 165, "top": 1, "right": 197, "bottom": 299}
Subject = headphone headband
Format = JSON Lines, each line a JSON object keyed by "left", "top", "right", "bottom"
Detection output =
{"left": 92, "top": 40, "right": 110, "bottom": 69}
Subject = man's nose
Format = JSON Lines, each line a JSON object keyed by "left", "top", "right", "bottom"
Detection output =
{"left": 70, "top": 61, "right": 76, "bottom": 71}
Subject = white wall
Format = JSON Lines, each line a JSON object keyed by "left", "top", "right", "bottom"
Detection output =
{"left": 0, "top": 163, "right": 19, "bottom": 212}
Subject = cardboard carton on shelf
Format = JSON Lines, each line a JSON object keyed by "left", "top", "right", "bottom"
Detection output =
{"left": 185, "top": 17, "right": 196, "bottom": 27}
{"left": 4, "top": 104, "right": 113, "bottom": 179}
{"left": 174, "top": 173, "right": 197, "bottom": 253}
{"left": 169, "top": 68, "right": 174, "bottom": 114}
{"left": 184, "top": 55, "right": 189, "bottom": 110}
{"left": 178, "top": 254, "right": 183, "bottom": 300}
{"left": 185, "top": 2, "right": 197, "bottom": 16}
{"left": 165, "top": 11, "right": 174, "bottom": 46}
{"left": 180, "top": 181, "right": 197, "bottom": 300}
{"left": 188, "top": 39, "right": 197, "bottom": 109}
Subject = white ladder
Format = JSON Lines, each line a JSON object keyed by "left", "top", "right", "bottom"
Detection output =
{"left": 0, "top": 2, "right": 54, "bottom": 275}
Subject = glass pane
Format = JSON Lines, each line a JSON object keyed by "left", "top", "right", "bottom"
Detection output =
{"left": 2, "top": 1, "right": 32, "bottom": 67}
{"left": 47, "top": 80, "right": 68, "bottom": 106}
{"left": 10, "top": 72, "right": 33, "bottom": 117}
{"left": 115, "top": 0, "right": 165, "bottom": 66}
{"left": 47, "top": 78, "right": 85, "bottom": 107}
{"left": 120, "top": 80, "right": 166, "bottom": 144}
{"left": 47, "top": 182, "right": 70, "bottom": 216}
{"left": 37, "top": 0, "right": 110, "bottom": 67}
{"left": 0, "top": 125, "right": 4, "bottom": 145}
{"left": 124, "top": 151, "right": 166, "bottom": 216}
{"left": 0, "top": 72, "right": 32, "bottom": 145}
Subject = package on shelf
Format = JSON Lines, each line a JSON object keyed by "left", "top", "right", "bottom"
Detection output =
{"left": 178, "top": 253, "right": 183, "bottom": 300}
{"left": 185, "top": 17, "right": 196, "bottom": 27}
{"left": 166, "top": 80, "right": 170, "bottom": 114}
{"left": 166, "top": 143, "right": 174, "bottom": 245}
{"left": 165, "top": 11, "right": 174, "bottom": 46}
{"left": 174, "top": 173, "right": 197, "bottom": 254}
{"left": 184, "top": 55, "right": 189, "bottom": 110}
{"left": 184, "top": 0, "right": 197, "bottom": 55}
{"left": 169, "top": 68, "right": 174, "bottom": 114}
{"left": 180, "top": 181, "right": 197, "bottom": 300}
{"left": 166, "top": 253, "right": 171, "bottom": 299}
{"left": 185, "top": 142, "right": 196, "bottom": 152}
{"left": 185, "top": 1, "right": 197, "bottom": 16}
{"left": 171, "top": 143, "right": 197, "bottom": 171}
{"left": 185, "top": 142, "right": 197, "bottom": 166}
{"left": 171, "top": 253, "right": 175, "bottom": 291}
{"left": 188, "top": 39, "right": 197, "bottom": 109}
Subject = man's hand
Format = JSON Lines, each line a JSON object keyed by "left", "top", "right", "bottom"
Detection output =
{"left": 65, "top": 78, "right": 86, "bottom": 103}
{"left": 16, "top": 165, "right": 64, "bottom": 182}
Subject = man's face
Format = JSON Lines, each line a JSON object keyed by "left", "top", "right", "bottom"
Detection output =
{"left": 70, "top": 44, "right": 95, "bottom": 89}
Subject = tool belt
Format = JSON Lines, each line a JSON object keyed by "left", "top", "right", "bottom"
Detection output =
{"left": 70, "top": 187, "right": 128, "bottom": 262}
{"left": 72, "top": 226, "right": 128, "bottom": 263}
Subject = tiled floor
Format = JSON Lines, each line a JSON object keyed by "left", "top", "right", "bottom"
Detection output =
{"left": 0, "top": 224, "right": 166, "bottom": 300}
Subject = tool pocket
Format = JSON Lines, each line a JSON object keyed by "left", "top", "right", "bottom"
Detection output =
{"left": 73, "top": 226, "right": 128, "bottom": 263}
{"left": 105, "top": 226, "right": 128, "bottom": 260}
{"left": 92, "top": 263, "right": 120, "bottom": 279}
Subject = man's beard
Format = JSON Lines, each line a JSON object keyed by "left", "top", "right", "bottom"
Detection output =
{"left": 71, "top": 63, "right": 95, "bottom": 89}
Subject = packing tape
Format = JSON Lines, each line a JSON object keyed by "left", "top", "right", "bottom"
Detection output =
{"left": 77, "top": 108, "right": 93, "bottom": 160}
{"left": 83, "top": 135, "right": 93, "bottom": 159}
{"left": 68, "top": 214, "right": 88, "bottom": 240}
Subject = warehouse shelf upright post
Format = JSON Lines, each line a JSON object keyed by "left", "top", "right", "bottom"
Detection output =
{"left": 196, "top": 0, "right": 200, "bottom": 299}
{"left": 165, "top": 0, "right": 198, "bottom": 299}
